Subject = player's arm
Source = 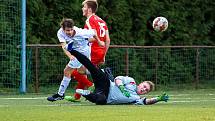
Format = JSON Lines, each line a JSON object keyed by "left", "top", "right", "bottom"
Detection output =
{"left": 104, "top": 30, "right": 110, "bottom": 54}
{"left": 93, "top": 30, "right": 105, "bottom": 47}
{"left": 57, "top": 30, "right": 75, "bottom": 60}
{"left": 86, "top": 18, "right": 105, "bottom": 46}
{"left": 77, "top": 27, "right": 104, "bottom": 46}
{"left": 88, "top": 30, "right": 105, "bottom": 47}
{"left": 97, "top": 30, "right": 110, "bottom": 64}
{"left": 60, "top": 42, "right": 75, "bottom": 60}
{"left": 135, "top": 93, "right": 169, "bottom": 105}
{"left": 115, "top": 77, "right": 131, "bottom": 97}
{"left": 77, "top": 27, "right": 95, "bottom": 37}
{"left": 87, "top": 29, "right": 105, "bottom": 47}
{"left": 88, "top": 38, "right": 95, "bottom": 42}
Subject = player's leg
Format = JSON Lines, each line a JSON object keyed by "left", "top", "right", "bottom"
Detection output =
{"left": 74, "top": 82, "right": 85, "bottom": 99}
{"left": 72, "top": 69, "right": 93, "bottom": 95}
{"left": 76, "top": 89, "right": 107, "bottom": 105}
{"left": 65, "top": 81, "right": 85, "bottom": 102}
{"left": 66, "top": 49, "right": 94, "bottom": 101}
{"left": 75, "top": 68, "right": 93, "bottom": 88}
{"left": 69, "top": 50, "right": 110, "bottom": 104}
{"left": 69, "top": 50, "right": 106, "bottom": 84}
{"left": 47, "top": 65, "right": 73, "bottom": 101}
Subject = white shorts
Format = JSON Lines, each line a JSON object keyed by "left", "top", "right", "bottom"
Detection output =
{"left": 67, "top": 49, "right": 91, "bottom": 68}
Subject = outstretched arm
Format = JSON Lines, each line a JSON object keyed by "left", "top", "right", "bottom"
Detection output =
{"left": 87, "top": 29, "right": 105, "bottom": 47}
{"left": 135, "top": 92, "right": 169, "bottom": 105}
{"left": 145, "top": 92, "right": 169, "bottom": 105}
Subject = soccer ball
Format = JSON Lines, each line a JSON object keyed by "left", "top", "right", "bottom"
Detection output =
{"left": 152, "top": 17, "right": 168, "bottom": 32}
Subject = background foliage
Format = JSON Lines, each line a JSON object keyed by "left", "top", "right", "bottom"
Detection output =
{"left": 26, "top": 0, "right": 215, "bottom": 45}
{"left": 0, "top": 0, "right": 20, "bottom": 90}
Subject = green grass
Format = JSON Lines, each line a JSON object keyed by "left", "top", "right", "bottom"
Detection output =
{"left": 0, "top": 89, "right": 215, "bottom": 121}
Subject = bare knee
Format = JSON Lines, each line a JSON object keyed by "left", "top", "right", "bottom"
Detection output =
{"left": 64, "top": 66, "right": 74, "bottom": 77}
{"left": 77, "top": 66, "right": 86, "bottom": 74}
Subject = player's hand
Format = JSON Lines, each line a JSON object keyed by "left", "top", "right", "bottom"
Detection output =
{"left": 93, "top": 35, "right": 105, "bottom": 47}
{"left": 156, "top": 92, "right": 169, "bottom": 102}
{"left": 119, "top": 85, "right": 131, "bottom": 98}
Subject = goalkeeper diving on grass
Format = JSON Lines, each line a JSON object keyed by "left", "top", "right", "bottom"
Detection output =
{"left": 65, "top": 45, "right": 169, "bottom": 105}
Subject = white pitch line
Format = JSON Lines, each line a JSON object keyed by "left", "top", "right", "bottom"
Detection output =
{"left": 0, "top": 103, "right": 85, "bottom": 107}
{"left": 170, "top": 96, "right": 215, "bottom": 100}
{"left": 170, "top": 100, "right": 215, "bottom": 103}
{"left": 147, "top": 94, "right": 215, "bottom": 97}
{"left": 0, "top": 97, "right": 47, "bottom": 100}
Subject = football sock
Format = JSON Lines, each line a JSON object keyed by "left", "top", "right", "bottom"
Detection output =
{"left": 58, "top": 76, "right": 71, "bottom": 96}
{"left": 74, "top": 82, "right": 85, "bottom": 100}
{"left": 72, "top": 70, "right": 93, "bottom": 87}
{"left": 85, "top": 69, "right": 91, "bottom": 75}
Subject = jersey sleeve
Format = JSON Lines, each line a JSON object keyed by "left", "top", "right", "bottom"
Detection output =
{"left": 57, "top": 28, "right": 66, "bottom": 43}
{"left": 114, "top": 76, "right": 125, "bottom": 84}
{"left": 134, "top": 98, "right": 146, "bottom": 105}
{"left": 114, "top": 76, "right": 136, "bottom": 85}
{"left": 80, "top": 29, "right": 95, "bottom": 38}
{"left": 74, "top": 26, "right": 95, "bottom": 38}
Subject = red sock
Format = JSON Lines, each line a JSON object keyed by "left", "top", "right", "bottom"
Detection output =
{"left": 72, "top": 70, "right": 93, "bottom": 87}
{"left": 74, "top": 82, "right": 85, "bottom": 100}
{"left": 72, "top": 70, "right": 93, "bottom": 100}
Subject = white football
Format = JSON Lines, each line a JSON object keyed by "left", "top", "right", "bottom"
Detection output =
{"left": 152, "top": 17, "right": 168, "bottom": 32}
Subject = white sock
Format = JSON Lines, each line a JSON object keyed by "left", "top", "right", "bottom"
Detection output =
{"left": 58, "top": 76, "right": 71, "bottom": 96}
{"left": 85, "top": 69, "right": 91, "bottom": 75}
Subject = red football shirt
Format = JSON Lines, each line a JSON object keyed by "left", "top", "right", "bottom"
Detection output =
{"left": 84, "top": 14, "right": 108, "bottom": 49}
{"left": 84, "top": 15, "right": 109, "bottom": 65}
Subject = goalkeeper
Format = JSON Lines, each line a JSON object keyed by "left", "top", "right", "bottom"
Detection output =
{"left": 66, "top": 48, "right": 169, "bottom": 105}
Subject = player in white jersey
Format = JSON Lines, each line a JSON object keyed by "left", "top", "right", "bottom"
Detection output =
{"left": 47, "top": 18, "right": 102, "bottom": 101}
{"left": 67, "top": 49, "right": 169, "bottom": 105}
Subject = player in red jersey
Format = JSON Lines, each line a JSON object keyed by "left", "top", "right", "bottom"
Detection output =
{"left": 82, "top": 0, "right": 110, "bottom": 66}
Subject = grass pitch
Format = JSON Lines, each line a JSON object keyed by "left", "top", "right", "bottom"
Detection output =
{"left": 0, "top": 89, "right": 215, "bottom": 121}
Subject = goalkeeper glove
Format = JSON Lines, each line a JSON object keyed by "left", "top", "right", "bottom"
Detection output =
{"left": 156, "top": 92, "right": 169, "bottom": 102}
{"left": 119, "top": 85, "right": 131, "bottom": 97}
